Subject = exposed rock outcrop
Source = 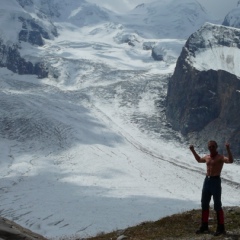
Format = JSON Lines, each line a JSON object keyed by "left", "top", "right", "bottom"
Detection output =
{"left": 151, "top": 46, "right": 164, "bottom": 61}
{"left": 0, "top": 217, "right": 47, "bottom": 240}
{"left": 0, "top": 40, "right": 48, "bottom": 78}
{"left": 166, "top": 23, "right": 240, "bottom": 156}
{"left": 151, "top": 41, "right": 184, "bottom": 63}
{"left": 18, "top": 16, "right": 57, "bottom": 46}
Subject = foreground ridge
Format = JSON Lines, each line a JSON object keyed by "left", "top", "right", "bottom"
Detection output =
{"left": 1, "top": 207, "right": 239, "bottom": 239}
{"left": 86, "top": 207, "right": 240, "bottom": 240}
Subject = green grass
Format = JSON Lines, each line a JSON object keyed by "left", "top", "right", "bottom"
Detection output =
{"left": 85, "top": 207, "right": 240, "bottom": 240}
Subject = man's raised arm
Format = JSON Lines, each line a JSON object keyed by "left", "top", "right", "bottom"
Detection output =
{"left": 223, "top": 143, "right": 233, "bottom": 163}
{"left": 189, "top": 145, "right": 206, "bottom": 163}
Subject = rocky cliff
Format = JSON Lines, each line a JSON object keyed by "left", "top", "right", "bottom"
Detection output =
{"left": 166, "top": 23, "right": 240, "bottom": 156}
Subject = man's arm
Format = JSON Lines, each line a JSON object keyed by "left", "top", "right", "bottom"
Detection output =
{"left": 189, "top": 145, "right": 206, "bottom": 163}
{"left": 223, "top": 143, "right": 234, "bottom": 163}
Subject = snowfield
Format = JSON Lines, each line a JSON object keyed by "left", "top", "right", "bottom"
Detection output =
{"left": 0, "top": 1, "right": 240, "bottom": 239}
{"left": 188, "top": 23, "right": 240, "bottom": 77}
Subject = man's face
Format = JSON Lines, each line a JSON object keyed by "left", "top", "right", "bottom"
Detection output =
{"left": 208, "top": 141, "right": 217, "bottom": 152}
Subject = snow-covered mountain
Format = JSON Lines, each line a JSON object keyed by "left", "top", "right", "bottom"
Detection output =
{"left": 0, "top": 1, "right": 240, "bottom": 239}
{"left": 0, "top": 0, "right": 58, "bottom": 76}
{"left": 0, "top": 0, "right": 57, "bottom": 44}
{"left": 222, "top": 1, "right": 240, "bottom": 28}
{"left": 18, "top": 0, "right": 115, "bottom": 27}
{"left": 186, "top": 23, "right": 240, "bottom": 76}
{"left": 0, "top": 0, "right": 221, "bottom": 78}
{"left": 120, "top": 0, "right": 219, "bottom": 39}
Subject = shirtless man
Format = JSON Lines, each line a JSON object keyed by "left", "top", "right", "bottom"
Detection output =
{"left": 189, "top": 140, "right": 233, "bottom": 236}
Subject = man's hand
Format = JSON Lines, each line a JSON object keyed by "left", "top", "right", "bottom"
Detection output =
{"left": 189, "top": 145, "right": 194, "bottom": 151}
{"left": 225, "top": 143, "right": 230, "bottom": 150}
{"left": 224, "top": 143, "right": 233, "bottom": 163}
{"left": 189, "top": 144, "right": 204, "bottom": 162}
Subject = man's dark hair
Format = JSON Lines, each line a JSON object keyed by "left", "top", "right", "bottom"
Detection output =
{"left": 208, "top": 140, "right": 218, "bottom": 148}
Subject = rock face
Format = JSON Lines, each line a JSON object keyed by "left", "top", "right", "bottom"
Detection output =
{"left": 151, "top": 46, "right": 164, "bottom": 61}
{"left": 18, "top": 16, "right": 57, "bottom": 46}
{"left": 0, "top": 216, "right": 47, "bottom": 240}
{"left": 166, "top": 23, "right": 240, "bottom": 156}
{"left": 0, "top": 40, "right": 48, "bottom": 78}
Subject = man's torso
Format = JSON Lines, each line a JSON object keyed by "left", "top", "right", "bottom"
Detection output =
{"left": 204, "top": 154, "right": 224, "bottom": 176}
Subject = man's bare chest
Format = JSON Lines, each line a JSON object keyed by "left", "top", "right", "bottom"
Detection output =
{"left": 206, "top": 157, "right": 223, "bottom": 168}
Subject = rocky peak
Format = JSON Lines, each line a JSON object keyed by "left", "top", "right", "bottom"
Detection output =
{"left": 166, "top": 23, "right": 240, "bottom": 156}
{"left": 184, "top": 23, "right": 240, "bottom": 76}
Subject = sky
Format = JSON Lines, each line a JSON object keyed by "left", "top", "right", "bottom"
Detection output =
{"left": 87, "top": 0, "right": 239, "bottom": 18}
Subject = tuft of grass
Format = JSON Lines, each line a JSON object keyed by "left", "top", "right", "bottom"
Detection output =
{"left": 85, "top": 207, "right": 240, "bottom": 240}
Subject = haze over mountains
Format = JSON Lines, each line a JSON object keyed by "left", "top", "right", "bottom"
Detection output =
{"left": 0, "top": 0, "right": 240, "bottom": 239}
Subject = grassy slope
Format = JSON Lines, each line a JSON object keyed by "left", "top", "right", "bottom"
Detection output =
{"left": 86, "top": 207, "right": 240, "bottom": 240}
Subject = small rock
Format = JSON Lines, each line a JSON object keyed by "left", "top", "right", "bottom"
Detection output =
{"left": 117, "top": 235, "right": 128, "bottom": 240}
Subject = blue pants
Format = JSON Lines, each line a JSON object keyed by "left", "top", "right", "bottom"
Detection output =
{"left": 201, "top": 176, "right": 222, "bottom": 211}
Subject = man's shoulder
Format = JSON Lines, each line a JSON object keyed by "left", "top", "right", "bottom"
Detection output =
{"left": 205, "top": 154, "right": 224, "bottom": 161}
{"left": 215, "top": 154, "right": 226, "bottom": 163}
{"left": 216, "top": 153, "right": 224, "bottom": 159}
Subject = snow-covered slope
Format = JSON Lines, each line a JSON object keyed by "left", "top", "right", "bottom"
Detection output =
{"left": 120, "top": 0, "right": 219, "bottom": 39}
{"left": 0, "top": 0, "right": 222, "bottom": 78}
{"left": 0, "top": 0, "right": 56, "bottom": 44}
{"left": 186, "top": 22, "right": 240, "bottom": 77}
{"left": 0, "top": 0, "right": 58, "bottom": 76}
{"left": 19, "top": 0, "right": 115, "bottom": 27}
{"left": 1, "top": 65, "right": 240, "bottom": 239}
{"left": 223, "top": 1, "right": 240, "bottom": 28}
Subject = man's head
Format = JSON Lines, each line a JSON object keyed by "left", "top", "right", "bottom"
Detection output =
{"left": 208, "top": 140, "right": 218, "bottom": 153}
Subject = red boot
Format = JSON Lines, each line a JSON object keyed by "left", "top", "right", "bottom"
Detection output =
{"left": 196, "top": 209, "right": 210, "bottom": 234}
{"left": 214, "top": 209, "right": 226, "bottom": 236}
